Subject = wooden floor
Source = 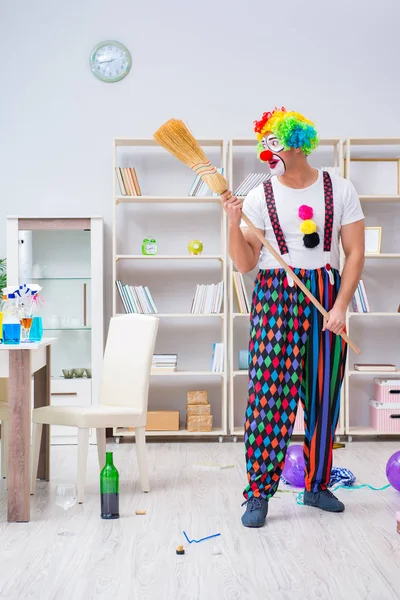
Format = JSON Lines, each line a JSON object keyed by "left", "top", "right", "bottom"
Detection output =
{"left": 0, "top": 440, "right": 399, "bottom": 600}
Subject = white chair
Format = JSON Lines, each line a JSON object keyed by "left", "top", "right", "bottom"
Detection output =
{"left": 31, "top": 314, "right": 159, "bottom": 503}
{"left": 0, "top": 402, "right": 9, "bottom": 479}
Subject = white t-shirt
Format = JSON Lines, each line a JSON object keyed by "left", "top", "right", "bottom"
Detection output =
{"left": 240, "top": 169, "right": 364, "bottom": 270}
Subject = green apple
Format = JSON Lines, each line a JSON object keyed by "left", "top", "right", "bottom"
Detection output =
{"left": 188, "top": 240, "right": 203, "bottom": 255}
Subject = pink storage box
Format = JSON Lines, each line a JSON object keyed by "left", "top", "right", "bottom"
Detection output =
{"left": 374, "top": 379, "right": 400, "bottom": 403}
{"left": 370, "top": 400, "right": 400, "bottom": 433}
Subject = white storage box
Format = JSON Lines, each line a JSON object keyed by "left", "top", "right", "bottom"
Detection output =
{"left": 370, "top": 400, "right": 400, "bottom": 433}
{"left": 374, "top": 379, "right": 400, "bottom": 403}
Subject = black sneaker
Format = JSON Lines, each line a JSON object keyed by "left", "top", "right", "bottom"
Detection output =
{"left": 241, "top": 496, "right": 269, "bottom": 528}
{"left": 303, "top": 489, "right": 345, "bottom": 513}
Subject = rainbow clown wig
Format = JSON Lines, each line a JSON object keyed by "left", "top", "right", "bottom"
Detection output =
{"left": 254, "top": 107, "right": 319, "bottom": 161}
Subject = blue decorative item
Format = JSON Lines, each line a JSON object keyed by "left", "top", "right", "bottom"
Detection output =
{"left": 238, "top": 350, "right": 249, "bottom": 370}
{"left": 30, "top": 317, "right": 43, "bottom": 342}
{"left": 2, "top": 323, "right": 21, "bottom": 345}
{"left": 328, "top": 467, "right": 356, "bottom": 487}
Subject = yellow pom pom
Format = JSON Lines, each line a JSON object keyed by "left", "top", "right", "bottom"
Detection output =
{"left": 300, "top": 220, "right": 317, "bottom": 235}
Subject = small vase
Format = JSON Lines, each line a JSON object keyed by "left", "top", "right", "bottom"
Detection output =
{"left": 30, "top": 317, "right": 43, "bottom": 342}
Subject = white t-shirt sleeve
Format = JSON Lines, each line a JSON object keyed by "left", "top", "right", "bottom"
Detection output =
{"left": 341, "top": 180, "right": 365, "bottom": 226}
{"left": 240, "top": 187, "right": 265, "bottom": 230}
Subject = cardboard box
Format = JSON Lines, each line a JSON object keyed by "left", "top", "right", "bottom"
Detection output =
{"left": 186, "top": 403, "right": 211, "bottom": 417}
{"left": 187, "top": 415, "right": 213, "bottom": 432}
{"left": 145, "top": 410, "right": 180, "bottom": 431}
{"left": 187, "top": 390, "right": 208, "bottom": 405}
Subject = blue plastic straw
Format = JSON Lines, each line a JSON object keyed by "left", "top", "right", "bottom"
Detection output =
{"left": 183, "top": 531, "right": 221, "bottom": 544}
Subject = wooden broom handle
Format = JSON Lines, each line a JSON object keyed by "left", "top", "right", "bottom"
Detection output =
{"left": 240, "top": 212, "right": 360, "bottom": 355}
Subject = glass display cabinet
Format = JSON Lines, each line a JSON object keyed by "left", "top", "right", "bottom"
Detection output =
{"left": 6, "top": 217, "right": 104, "bottom": 444}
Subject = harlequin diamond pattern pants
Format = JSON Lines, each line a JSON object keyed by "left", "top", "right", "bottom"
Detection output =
{"left": 243, "top": 267, "right": 347, "bottom": 500}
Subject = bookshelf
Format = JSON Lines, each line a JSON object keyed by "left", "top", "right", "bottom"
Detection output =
{"left": 227, "top": 139, "right": 345, "bottom": 440}
{"left": 112, "top": 138, "right": 228, "bottom": 441}
{"left": 343, "top": 138, "right": 400, "bottom": 439}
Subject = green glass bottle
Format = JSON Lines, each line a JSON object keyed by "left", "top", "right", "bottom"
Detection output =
{"left": 100, "top": 452, "right": 120, "bottom": 519}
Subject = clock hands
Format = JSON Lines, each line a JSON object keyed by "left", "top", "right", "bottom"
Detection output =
{"left": 97, "top": 57, "right": 117, "bottom": 64}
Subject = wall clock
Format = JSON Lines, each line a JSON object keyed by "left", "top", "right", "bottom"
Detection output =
{"left": 90, "top": 40, "right": 131, "bottom": 83}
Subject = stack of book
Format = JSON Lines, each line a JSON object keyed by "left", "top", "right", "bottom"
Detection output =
{"left": 186, "top": 390, "right": 213, "bottom": 432}
{"left": 190, "top": 282, "right": 223, "bottom": 314}
{"left": 211, "top": 342, "right": 224, "bottom": 373}
{"left": 115, "top": 281, "right": 158, "bottom": 314}
{"left": 351, "top": 279, "right": 370, "bottom": 313}
{"left": 188, "top": 168, "right": 224, "bottom": 196}
{"left": 234, "top": 173, "right": 271, "bottom": 196}
{"left": 116, "top": 167, "right": 141, "bottom": 196}
{"left": 233, "top": 271, "right": 250, "bottom": 313}
{"left": 152, "top": 354, "right": 177, "bottom": 372}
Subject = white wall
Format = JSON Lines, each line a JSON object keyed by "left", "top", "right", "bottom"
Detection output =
{"left": 1, "top": 0, "right": 400, "bottom": 320}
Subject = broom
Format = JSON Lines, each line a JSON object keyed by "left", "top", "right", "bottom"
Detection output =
{"left": 154, "top": 119, "right": 360, "bottom": 355}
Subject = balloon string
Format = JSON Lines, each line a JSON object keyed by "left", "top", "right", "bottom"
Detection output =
{"left": 296, "top": 483, "right": 391, "bottom": 506}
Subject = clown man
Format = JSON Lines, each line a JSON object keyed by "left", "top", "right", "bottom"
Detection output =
{"left": 222, "top": 108, "right": 365, "bottom": 527}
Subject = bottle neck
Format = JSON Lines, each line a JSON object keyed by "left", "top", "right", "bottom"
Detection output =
{"left": 105, "top": 452, "right": 114, "bottom": 466}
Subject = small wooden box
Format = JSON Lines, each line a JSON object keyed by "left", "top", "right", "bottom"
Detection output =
{"left": 145, "top": 410, "right": 180, "bottom": 431}
{"left": 187, "top": 415, "right": 213, "bottom": 432}
{"left": 187, "top": 390, "right": 208, "bottom": 405}
{"left": 186, "top": 403, "right": 211, "bottom": 417}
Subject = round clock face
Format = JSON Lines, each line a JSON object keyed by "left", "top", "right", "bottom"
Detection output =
{"left": 144, "top": 243, "right": 157, "bottom": 255}
{"left": 90, "top": 41, "right": 131, "bottom": 83}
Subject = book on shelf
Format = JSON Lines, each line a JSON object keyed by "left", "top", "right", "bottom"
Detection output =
{"left": 115, "top": 281, "right": 158, "bottom": 314}
{"left": 188, "top": 168, "right": 224, "bottom": 197}
{"left": 233, "top": 271, "right": 250, "bottom": 313}
{"left": 351, "top": 279, "right": 370, "bottom": 313}
{"left": 354, "top": 364, "right": 397, "bottom": 372}
{"left": 190, "top": 282, "right": 223, "bottom": 314}
{"left": 115, "top": 167, "right": 141, "bottom": 196}
{"left": 211, "top": 342, "right": 224, "bottom": 373}
{"left": 152, "top": 354, "right": 178, "bottom": 372}
{"left": 234, "top": 173, "right": 271, "bottom": 197}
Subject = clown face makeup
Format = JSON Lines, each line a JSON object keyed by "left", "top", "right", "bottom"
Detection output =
{"left": 260, "top": 134, "right": 286, "bottom": 176}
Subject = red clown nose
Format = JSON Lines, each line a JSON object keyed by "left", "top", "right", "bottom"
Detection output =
{"left": 259, "top": 149, "right": 273, "bottom": 162}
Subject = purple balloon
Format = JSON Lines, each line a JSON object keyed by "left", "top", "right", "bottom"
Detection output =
{"left": 282, "top": 444, "right": 305, "bottom": 488}
{"left": 386, "top": 451, "right": 400, "bottom": 492}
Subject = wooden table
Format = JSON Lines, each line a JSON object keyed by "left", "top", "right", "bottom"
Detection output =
{"left": 0, "top": 338, "right": 55, "bottom": 522}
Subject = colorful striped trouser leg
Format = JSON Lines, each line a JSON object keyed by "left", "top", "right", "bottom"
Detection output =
{"left": 243, "top": 267, "right": 347, "bottom": 500}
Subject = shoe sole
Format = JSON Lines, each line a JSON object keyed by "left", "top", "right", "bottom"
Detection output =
{"left": 303, "top": 501, "right": 345, "bottom": 513}
{"left": 241, "top": 521, "right": 266, "bottom": 528}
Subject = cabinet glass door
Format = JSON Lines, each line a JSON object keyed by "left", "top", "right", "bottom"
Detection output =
{"left": 19, "top": 229, "right": 92, "bottom": 379}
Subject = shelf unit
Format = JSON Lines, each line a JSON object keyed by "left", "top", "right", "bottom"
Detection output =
{"left": 343, "top": 138, "right": 400, "bottom": 438}
{"left": 6, "top": 216, "right": 104, "bottom": 445}
{"left": 112, "top": 138, "right": 228, "bottom": 440}
{"left": 227, "top": 139, "right": 345, "bottom": 439}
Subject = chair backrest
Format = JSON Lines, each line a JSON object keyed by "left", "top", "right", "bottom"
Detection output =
{"left": 99, "top": 314, "right": 159, "bottom": 411}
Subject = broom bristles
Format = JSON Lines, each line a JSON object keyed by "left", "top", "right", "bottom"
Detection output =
{"left": 154, "top": 119, "right": 228, "bottom": 195}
